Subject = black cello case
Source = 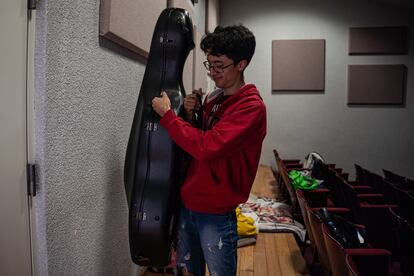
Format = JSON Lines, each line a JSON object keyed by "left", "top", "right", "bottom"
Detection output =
{"left": 124, "top": 8, "right": 194, "bottom": 267}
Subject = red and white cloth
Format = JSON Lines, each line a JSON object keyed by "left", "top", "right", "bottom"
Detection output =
{"left": 238, "top": 194, "right": 306, "bottom": 241}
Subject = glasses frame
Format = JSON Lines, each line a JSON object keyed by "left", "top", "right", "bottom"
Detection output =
{"left": 203, "top": 61, "right": 234, "bottom": 73}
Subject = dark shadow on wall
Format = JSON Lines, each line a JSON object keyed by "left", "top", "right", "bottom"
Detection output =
{"left": 99, "top": 36, "right": 148, "bottom": 65}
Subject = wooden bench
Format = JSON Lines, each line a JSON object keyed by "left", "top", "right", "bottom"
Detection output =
{"left": 144, "top": 165, "right": 309, "bottom": 276}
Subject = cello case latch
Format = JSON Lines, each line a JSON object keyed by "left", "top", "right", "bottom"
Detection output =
{"left": 145, "top": 122, "right": 158, "bottom": 131}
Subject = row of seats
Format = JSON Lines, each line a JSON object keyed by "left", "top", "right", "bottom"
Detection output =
{"left": 383, "top": 169, "right": 414, "bottom": 187}
{"left": 297, "top": 189, "right": 391, "bottom": 276}
{"left": 312, "top": 160, "right": 399, "bottom": 253}
{"left": 273, "top": 149, "right": 303, "bottom": 215}
{"left": 273, "top": 149, "right": 413, "bottom": 276}
{"left": 356, "top": 165, "right": 414, "bottom": 224}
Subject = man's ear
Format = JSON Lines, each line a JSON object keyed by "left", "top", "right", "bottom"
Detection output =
{"left": 237, "top": 60, "right": 248, "bottom": 71}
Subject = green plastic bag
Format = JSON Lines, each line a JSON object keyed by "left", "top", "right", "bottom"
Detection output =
{"left": 288, "top": 170, "right": 319, "bottom": 190}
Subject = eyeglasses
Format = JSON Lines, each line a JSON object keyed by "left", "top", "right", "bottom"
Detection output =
{"left": 203, "top": 61, "right": 234, "bottom": 73}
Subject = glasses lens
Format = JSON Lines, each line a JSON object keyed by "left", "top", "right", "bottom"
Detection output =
{"left": 203, "top": 61, "right": 232, "bottom": 73}
{"left": 215, "top": 66, "right": 224, "bottom": 73}
{"left": 203, "top": 61, "right": 210, "bottom": 71}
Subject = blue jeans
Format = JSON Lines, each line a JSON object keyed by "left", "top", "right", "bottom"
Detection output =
{"left": 175, "top": 206, "right": 238, "bottom": 276}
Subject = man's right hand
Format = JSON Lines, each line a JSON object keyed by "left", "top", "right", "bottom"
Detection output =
{"left": 183, "top": 89, "right": 202, "bottom": 121}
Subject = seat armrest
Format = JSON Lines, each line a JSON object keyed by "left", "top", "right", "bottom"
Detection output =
{"left": 345, "top": 248, "right": 391, "bottom": 256}
{"left": 352, "top": 186, "right": 375, "bottom": 194}
{"left": 359, "top": 203, "right": 398, "bottom": 209}
{"left": 353, "top": 224, "right": 366, "bottom": 230}
{"left": 311, "top": 207, "right": 351, "bottom": 214}
{"left": 311, "top": 207, "right": 353, "bottom": 220}
{"left": 348, "top": 180, "right": 361, "bottom": 186}
{"left": 346, "top": 249, "right": 391, "bottom": 276}
{"left": 356, "top": 194, "right": 385, "bottom": 204}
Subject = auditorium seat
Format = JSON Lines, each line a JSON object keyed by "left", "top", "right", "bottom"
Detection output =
{"left": 322, "top": 223, "right": 391, "bottom": 276}
{"left": 383, "top": 169, "right": 406, "bottom": 185}
{"left": 345, "top": 254, "right": 359, "bottom": 276}
{"left": 338, "top": 176, "right": 397, "bottom": 252}
{"left": 307, "top": 205, "right": 350, "bottom": 276}
{"left": 273, "top": 149, "right": 303, "bottom": 199}
{"left": 389, "top": 207, "right": 414, "bottom": 276}
{"left": 392, "top": 187, "right": 414, "bottom": 224}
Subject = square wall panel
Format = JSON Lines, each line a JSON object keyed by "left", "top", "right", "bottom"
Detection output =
{"left": 99, "top": 0, "right": 167, "bottom": 58}
{"left": 272, "top": 39, "right": 325, "bottom": 92}
{"left": 347, "top": 65, "right": 406, "bottom": 105}
{"left": 349, "top": 26, "right": 408, "bottom": 55}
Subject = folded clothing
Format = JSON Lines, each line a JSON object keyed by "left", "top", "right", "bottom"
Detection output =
{"left": 236, "top": 207, "right": 258, "bottom": 237}
{"left": 239, "top": 194, "right": 306, "bottom": 241}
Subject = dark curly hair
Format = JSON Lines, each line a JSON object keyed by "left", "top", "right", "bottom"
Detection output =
{"left": 200, "top": 25, "right": 256, "bottom": 66}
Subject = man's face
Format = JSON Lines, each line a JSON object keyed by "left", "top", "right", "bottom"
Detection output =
{"left": 206, "top": 54, "right": 241, "bottom": 89}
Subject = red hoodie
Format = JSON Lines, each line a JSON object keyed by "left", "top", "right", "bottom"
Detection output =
{"left": 160, "top": 84, "right": 267, "bottom": 213}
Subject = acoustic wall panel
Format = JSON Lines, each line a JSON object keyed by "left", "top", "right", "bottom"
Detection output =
{"left": 349, "top": 26, "right": 408, "bottom": 55}
{"left": 272, "top": 39, "right": 325, "bottom": 91}
{"left": 99, "top": 0, "right": 168, "bottom": 58}
{"left": 347, "top": 65, "right": 406, "bottom": 105}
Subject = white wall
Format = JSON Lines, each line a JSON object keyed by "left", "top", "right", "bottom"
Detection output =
{"left": 34, "top": 0, "right": 144, "bottom": 274}
{"left": 220, "top": 0, "right": 414, "bottom": 179}
{"left": 34, "top": 0, "right": 205, "bottom": 275}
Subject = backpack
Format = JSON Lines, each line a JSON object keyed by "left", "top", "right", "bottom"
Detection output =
{"left": 317, "top": 208, "right": 369, "bottom": 248}
{"left": 303, "top": 152, "right": 324, "bottom": 170}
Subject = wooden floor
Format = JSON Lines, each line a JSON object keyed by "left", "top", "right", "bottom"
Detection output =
{"left": 144, "top": 165, "right": 309, "bottom": 276}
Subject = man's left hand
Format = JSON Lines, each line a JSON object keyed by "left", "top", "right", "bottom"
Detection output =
{"left": 152, "top": 91, "right": 171, "bottom": 117}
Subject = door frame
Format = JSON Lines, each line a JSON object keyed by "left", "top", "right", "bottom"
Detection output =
{"left": 27, "top": 7, "right": 37, "bottom": 276}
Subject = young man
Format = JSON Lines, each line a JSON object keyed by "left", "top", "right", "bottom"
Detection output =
{"left": 152, "top": 25, "right": 266, "bottom": 276}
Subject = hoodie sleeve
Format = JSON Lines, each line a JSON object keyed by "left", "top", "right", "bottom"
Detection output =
{"left": 160, "top": 98, "right": 266, "bottom": 163}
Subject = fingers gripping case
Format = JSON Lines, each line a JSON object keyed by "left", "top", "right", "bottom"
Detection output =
{"left": 124, "top": 8, "right": 194, "bottom": 267}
